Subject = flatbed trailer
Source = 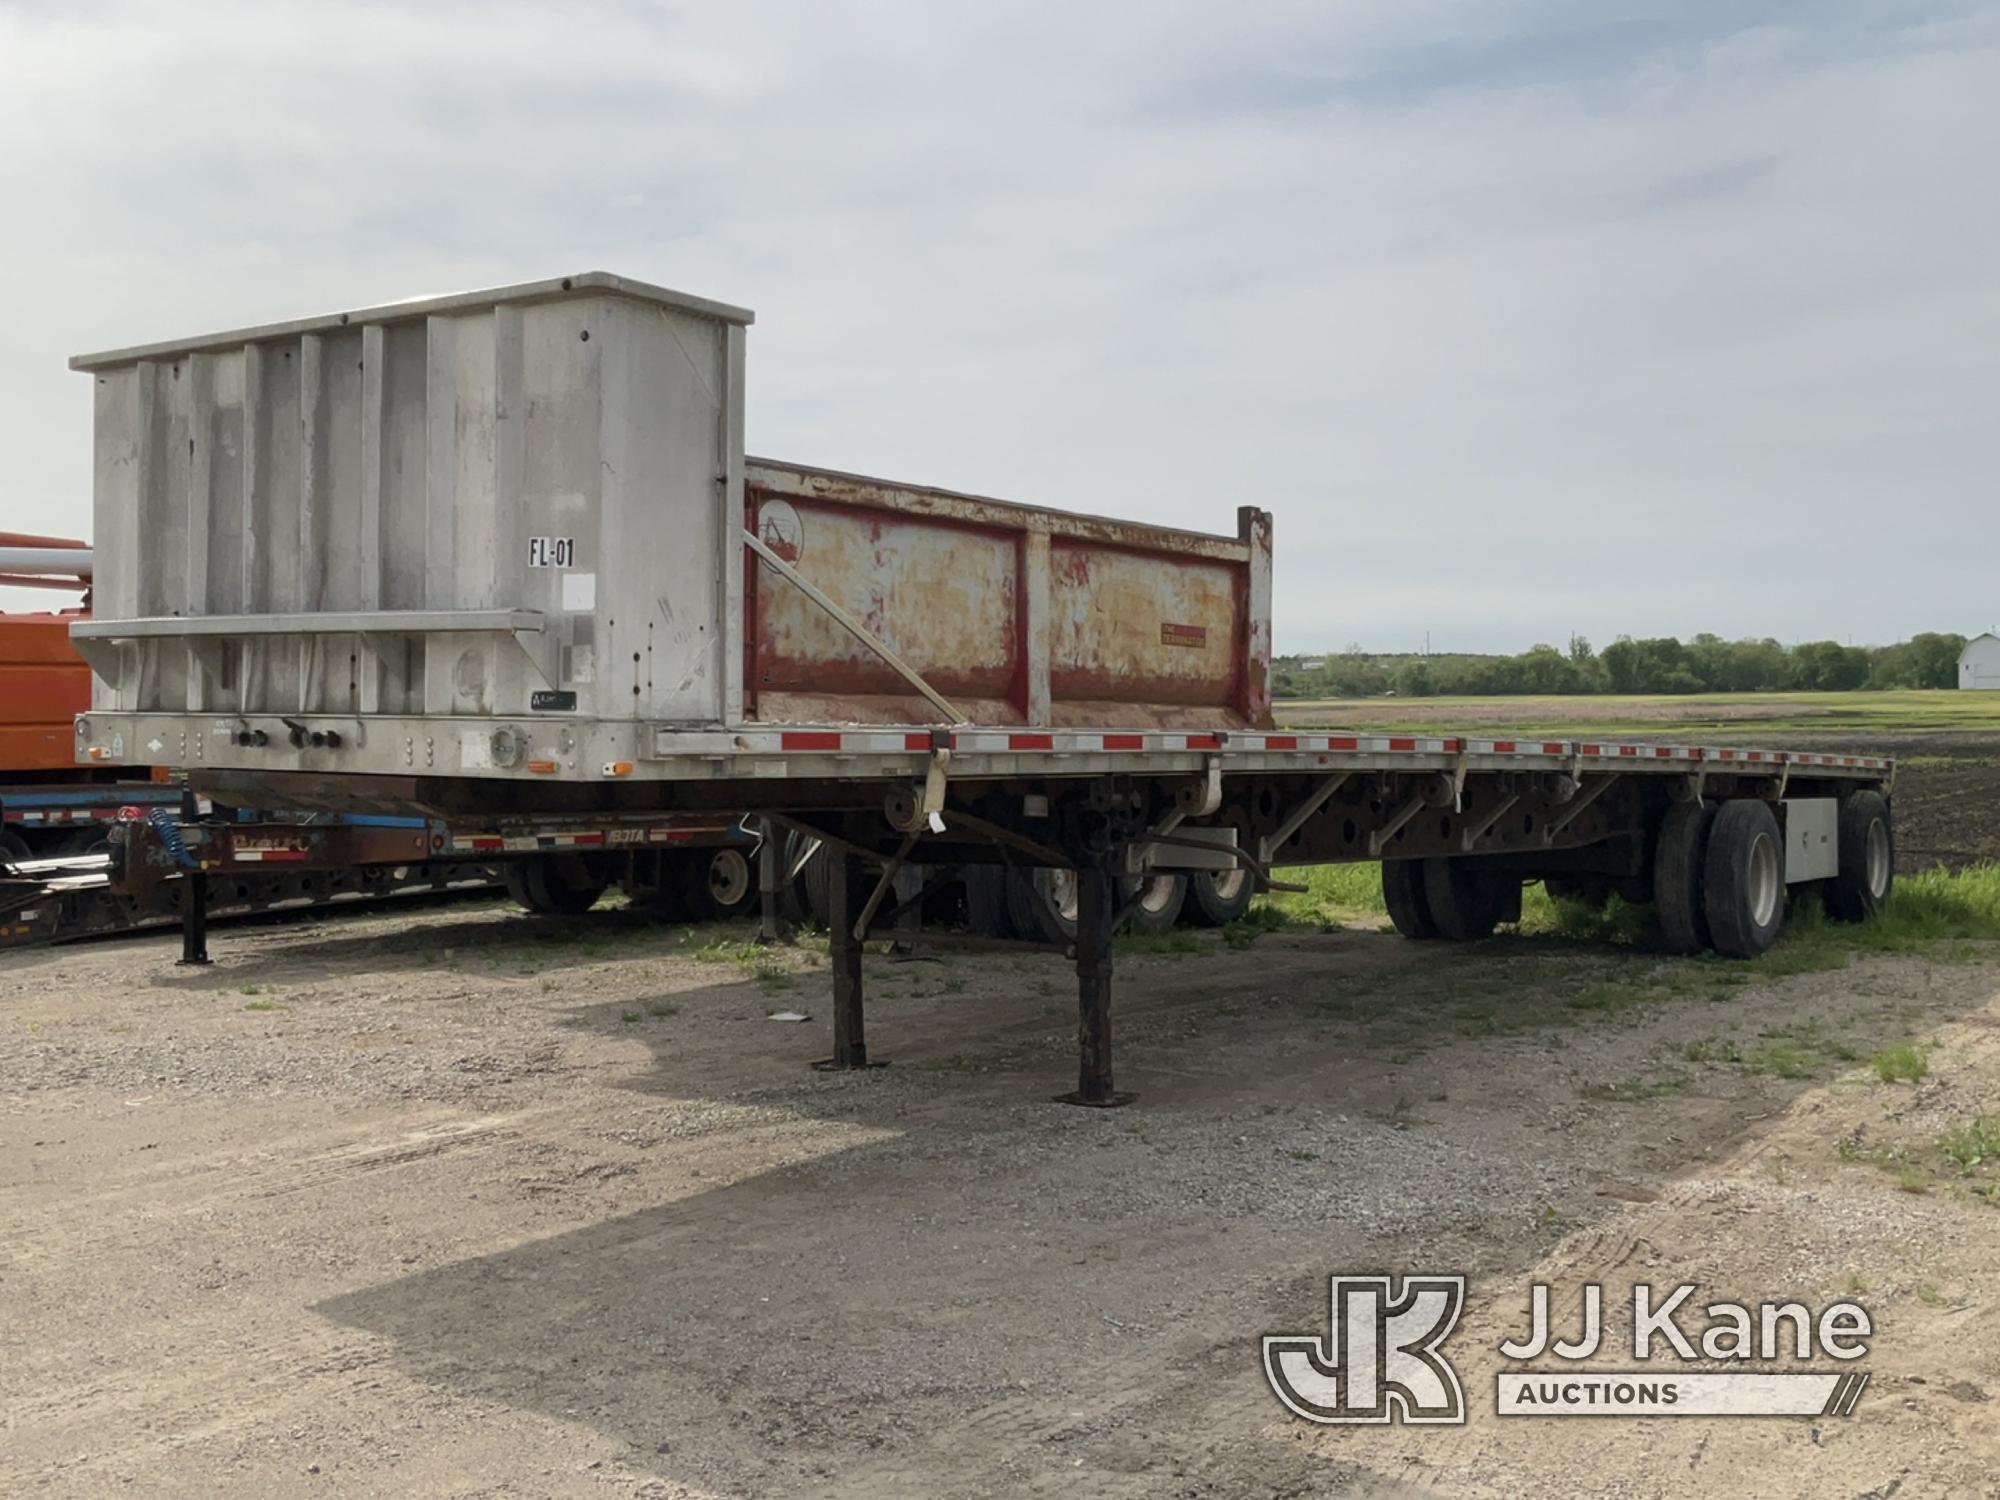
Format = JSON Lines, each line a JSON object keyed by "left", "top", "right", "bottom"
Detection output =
{"left": 62, "top": 272, "right": 1898, "bottom": 1103}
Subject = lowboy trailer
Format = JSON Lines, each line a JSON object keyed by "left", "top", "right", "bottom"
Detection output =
{"left": 65, "top": 272, "right": 1896, "bottom": 1103}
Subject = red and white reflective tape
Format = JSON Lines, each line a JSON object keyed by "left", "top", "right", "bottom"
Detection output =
{"left": 773, "top": 728, "right": 1470, "bottom": 756}
{"left": 747, "top": 727, "right": 1888, "bottom": 772}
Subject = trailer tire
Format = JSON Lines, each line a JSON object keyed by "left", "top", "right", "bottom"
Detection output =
{"left": 963, "top": 866, "right": 1018, "bottom": 939}
{"left": 1185, "top": 867, "right": 1254, "bottom": 927}
{"left": 1827, "top": 790, "right": 1894, "bottom": 923}
{"left": 1007, "top": 867, "right": 1078, "bottom": 943}
{"left": 1126, "top": 873, "right": 1187, "bottom": 935}
{"left": 1381, "top": 859, "right": 1439, "bottom": 940}
{"left": 503, "top": 860, "right": 536, "bottom": 911}
{"left": 1421, "top": 858, "right": 1512, "bottom": 941}
{"left": 686, "top": 846, "right": 757, "bottom": 921}
{"left": 798, "top": 840, "right": 834, "bottom": 927}
{"left": 1652, "top": 800, "right": 1717, "bottom": 955}
{"left": 519, "top": 854, "right": 608, "bottom": 916}
{"left": 767, "top": 831, "right": 815, "bottom": 925}
{"left": 1703, "top": 799, "right": 1787, "bottom": 959}
{"left": 0, "top": 826, "right": 29, "bottom": 870}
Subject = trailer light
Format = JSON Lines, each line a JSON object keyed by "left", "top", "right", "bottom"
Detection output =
{"left": 526, "top": 759, "right": 559, "bottom": 774}
{"left": 604, "top": 761, "right": 634, "bottom": 777}
{"left": 86, "top": 746, "right": 114, "bottom": 760}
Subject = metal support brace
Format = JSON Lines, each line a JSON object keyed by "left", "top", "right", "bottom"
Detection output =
{"left": 1191, "top": 756, "right": 1224, "bottom": 818}
{"left": 756, "top": 818, "right": 787, "bottom": 943}
{"left": 178, "top": 872, "right": 211, "bottom": 966}
{"left": 919, "top": 741, "right": 953, "bottom": 827}
{"left": 1451, "top": 743, "right": 1470, "bottom": 813}
{"left": 175, "top": 787, "right": 211, "bottom": 967}
{"left": 745, "top": 529, "right": 964, "bottom": 724}
{"left": 1259, "top": 772, "right": 1350, "bottom": 864}
{"left": 787, "top": 833, "right": 823, "bottom": 882}
{"left": 932, "top": 809, "right": 1069, "bottom": 869}
{"left": 1366, "top": 794, "right": 1430, "bottom": 858}
{"left": 1670, "top": 770, "right": 1706, "bottom": 805}
{"left": 1147, "top": 832, "right": 1307, "bottom": 893}
{"left": 853, "top": 833, "right": 919, "bottom": 940}
{"left": 813, "top": 850, "right": 880, "bottom": 1071}
{"left": 858, "top": 862, "right": 956, "bottom": 938}
{"left": 1057, "top": 864, "right": 1131, "bottom": 1108}
{"left": 1542, "top": 774, "right": 1615, "bottom": 845}
{"left": 1459, "top": 794, "right": 1520, "bottom": 853}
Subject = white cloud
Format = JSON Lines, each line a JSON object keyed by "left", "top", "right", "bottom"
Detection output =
{"left": 1, "top": 0, "right": 1995, "bottom": 650}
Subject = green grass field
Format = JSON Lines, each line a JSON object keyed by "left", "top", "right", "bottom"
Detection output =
{"left": 1253, "top": 859, "right": 2000, "bottom": 969}
{"left": 1276, "top": 689, "right": 2000, "bottom": 739}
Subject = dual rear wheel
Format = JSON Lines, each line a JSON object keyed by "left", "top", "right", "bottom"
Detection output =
{"left": 1654, "top": 791, "right": 1893, "bottom": 959}
{"left": 1384, "top": 789, "right": 1893, "bottom": 960}
{"left": 1381, "top": 858, "right": 1520, "bottom": 942}
{"left": 1002, "top": 867, "right": 1189, "bottom": 942}
{"left": 507, "top": 845, "right": 759, "bottom": 920}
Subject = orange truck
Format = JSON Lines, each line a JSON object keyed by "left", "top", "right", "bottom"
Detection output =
{"left": 0, "top": 533, "right": 747, "bottom": 947}
{"left": 0, "top": 530, "right": 90, "bottom": 774}
{"left": 0, "top": 534, "right": 175, "bottom": 865}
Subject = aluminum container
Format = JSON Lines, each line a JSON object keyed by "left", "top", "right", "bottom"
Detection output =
{"left": 71, "top": 273, "right": 1271, "bottom": 786}
{"left": 73, "top": 273, "right": 751, "bottom": 729}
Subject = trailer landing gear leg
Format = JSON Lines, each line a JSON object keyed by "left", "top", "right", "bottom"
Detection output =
{"left": 178, "top": 872, "right": 211, "bottom": 967}
{"left": 813, "top": 850, "right": 881, "bottom": 1071}
{"left": 756, "top": 818, "right": 787, "bottom": 944}
{"left": 1058, "top": 864, "right": 1133, "bottom": 1108}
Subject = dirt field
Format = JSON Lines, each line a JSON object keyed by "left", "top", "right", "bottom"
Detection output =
{"left": 7, "top": 895, "right": 2000, "bottom": 1498}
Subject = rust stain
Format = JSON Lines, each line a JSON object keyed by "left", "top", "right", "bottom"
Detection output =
{"left": 743, "top": 467, "right": 1266, "bottom": 731}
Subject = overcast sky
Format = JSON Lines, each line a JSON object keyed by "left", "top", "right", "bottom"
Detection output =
{"left": 2, "top": 0, "right": 1995, "bottom": 652}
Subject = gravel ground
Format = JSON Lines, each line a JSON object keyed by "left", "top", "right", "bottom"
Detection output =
{"left": 4, "top": 898, "right": 1999, "bottom": 1497}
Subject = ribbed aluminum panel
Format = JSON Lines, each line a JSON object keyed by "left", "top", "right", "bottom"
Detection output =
{"left": 74, "top": 273, "right": 750, "bottom": 726}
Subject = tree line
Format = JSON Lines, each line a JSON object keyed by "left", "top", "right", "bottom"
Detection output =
{"left": 1275, "top": 633, "right": 1967, "bottom": 699}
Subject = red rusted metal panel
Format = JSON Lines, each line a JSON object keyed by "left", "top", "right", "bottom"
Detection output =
{"left": 744, "top": 460, "right": 1273, "bottom": 731}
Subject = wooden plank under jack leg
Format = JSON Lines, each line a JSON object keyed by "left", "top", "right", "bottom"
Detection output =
{"left": 1057, "top": 863, "right": 1133, "bottom": 1107}
{"left": 814, "top": 848, "right": 884, "bottom": 1071}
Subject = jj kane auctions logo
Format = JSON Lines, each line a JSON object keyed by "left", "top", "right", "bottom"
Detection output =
{"left": 1264, "top": 1277, "right": 1872, "bottom": 1423}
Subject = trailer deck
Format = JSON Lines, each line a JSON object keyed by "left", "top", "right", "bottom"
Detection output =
{"left": 60, "top": 270, "right": 1902, "bottom": 1106}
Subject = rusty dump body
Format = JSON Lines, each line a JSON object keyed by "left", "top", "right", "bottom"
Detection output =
{"left": 743, "top": 458, "right": 1271, "bottom": 732}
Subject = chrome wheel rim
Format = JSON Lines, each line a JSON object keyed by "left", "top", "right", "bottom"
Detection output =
{"left": 1207, "top": 868, "right": 1247, "bottom": 902}
{"left": 1747, "top": 832, "right": 1781, "bottom": 928}
{"left": 1048, "top": 868, "right": 1078, "bottom": 923}
{"left": 1866, "top": 818, "right": 1890, "bottom": 898}
{"left": 1139, "top": 874, "right": 1178, "bottom": 913}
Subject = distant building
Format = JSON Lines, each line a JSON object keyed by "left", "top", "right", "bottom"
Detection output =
{"left": 1962, "top": 633, "right": 2000, "bottom": 690}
